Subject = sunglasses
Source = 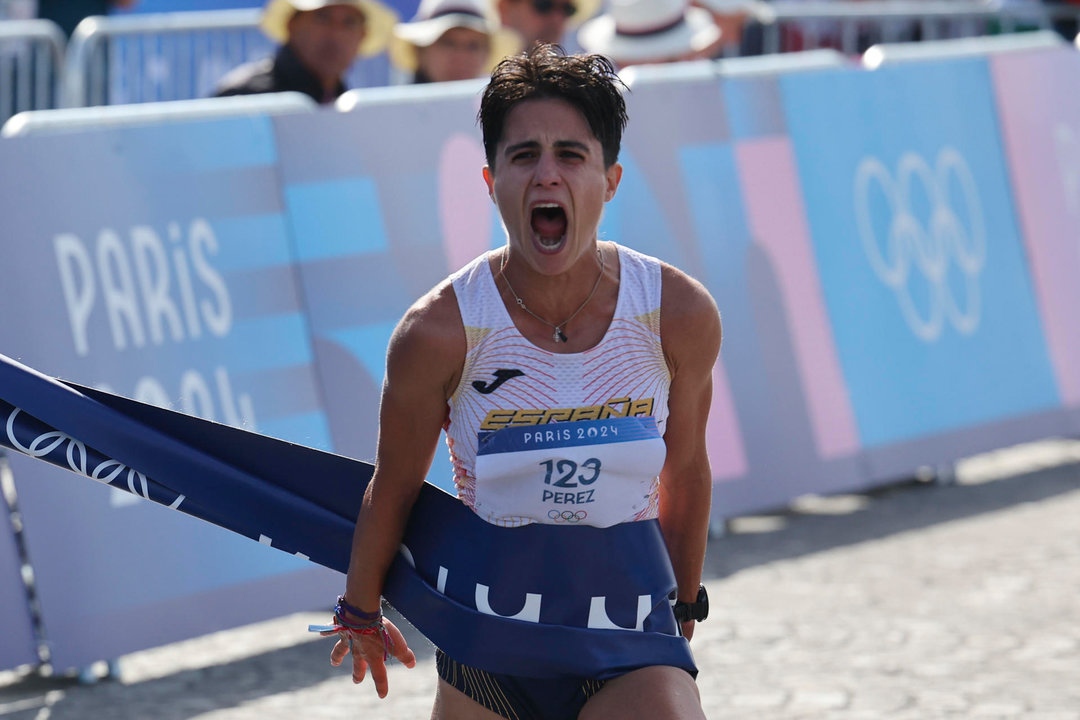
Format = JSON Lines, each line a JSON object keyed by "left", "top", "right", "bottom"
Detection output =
{"left": 530, "top": 0, "right": 577, "bottom": 17}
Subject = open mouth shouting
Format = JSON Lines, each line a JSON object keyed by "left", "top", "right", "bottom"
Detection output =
{"left": 530, "top": 202, "right": 568, "bottom": 253}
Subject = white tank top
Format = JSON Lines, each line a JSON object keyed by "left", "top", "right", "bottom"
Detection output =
{"left": 445, "top": 244, "right": 670, "bottom": 528}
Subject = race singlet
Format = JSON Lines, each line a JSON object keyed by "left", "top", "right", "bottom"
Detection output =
{"left": 473, "top": 416, "right": 666, "bottom": 527}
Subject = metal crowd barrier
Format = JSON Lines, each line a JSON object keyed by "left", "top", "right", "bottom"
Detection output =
{"left": 0, "top": 19, "right": 64, "bottom": 127}
{"left": 1, "top": 3, "right": 1077, "bottom": 118}
{"left": 61, "top": 9, "right": 390, "bottom": 109}
{"left": 740, "top": 0, "right": 1080, "bottom": 56}
{"left": 62, "top": 9, "right": 272, "bottom": 109}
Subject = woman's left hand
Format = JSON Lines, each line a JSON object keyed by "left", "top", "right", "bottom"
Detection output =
{"left": 322, "top": 617, "right": 417, "bottom": 698}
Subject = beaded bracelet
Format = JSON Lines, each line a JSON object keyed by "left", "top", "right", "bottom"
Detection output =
{"left": 332, "top": 612, "right": 381, "bottom": 632}
{"left": 308, "top": 618, "right": 394, "bottom": 661}
{"left": 336, "top": 594, "right": 381, "bottom": 622}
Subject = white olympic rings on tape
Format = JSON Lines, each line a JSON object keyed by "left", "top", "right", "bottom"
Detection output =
{"left": 3, "top": 406, "right": 184, "bottom": 509}
{"left": 853, "top": 147, "right": 987, "bottom": 342}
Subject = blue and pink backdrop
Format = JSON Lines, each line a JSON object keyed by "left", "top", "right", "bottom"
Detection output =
{"left": 0, "top": 44, "right": 1076, "bottom": 670}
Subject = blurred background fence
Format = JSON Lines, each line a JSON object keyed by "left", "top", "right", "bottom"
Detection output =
{"left": 0, "top": 19, "right": 63, "bottom": 122}
{"left": 3, "top": 0, "right": 1080, "bottom": 125}
{"left": 59, "top": 9, "right": 390, "bottom": 109}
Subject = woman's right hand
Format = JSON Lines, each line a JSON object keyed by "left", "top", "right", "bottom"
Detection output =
{"left": 323, "top": 617, "right": 417, "bottom": 698}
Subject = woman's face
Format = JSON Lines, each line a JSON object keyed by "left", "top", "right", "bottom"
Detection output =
{"left": 483, "top": 97, "right": 622, "bottom": 277}
{"left": 416, "top": 27, "right": 491, "bottom": 82}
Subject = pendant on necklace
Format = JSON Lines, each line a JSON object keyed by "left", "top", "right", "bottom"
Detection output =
{"left": 554, "top": 327, "right": 568, "bottom": 343}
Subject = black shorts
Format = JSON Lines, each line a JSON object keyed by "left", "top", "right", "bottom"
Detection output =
{"left": 436, "top": 649, "right": 607, "bottom": 720}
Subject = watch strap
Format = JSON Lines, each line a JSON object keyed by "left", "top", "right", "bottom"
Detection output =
{"left": 672, "top": 584, "right": 708, "bottom": 623}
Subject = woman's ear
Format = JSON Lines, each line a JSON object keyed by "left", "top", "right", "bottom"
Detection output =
{"left": 483, "top": 165, "right": 496, "bottom": 203}
{"left": 605, "top": 162, "right": 623, "bottom": 202}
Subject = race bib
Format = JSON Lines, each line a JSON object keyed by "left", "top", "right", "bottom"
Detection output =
{"left": 474, "top": 417, "right": 666, "bottom": 527}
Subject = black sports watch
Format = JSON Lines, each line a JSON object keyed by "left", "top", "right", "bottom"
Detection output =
{"left": 672, "top": 584, "right": 709, "bottom": 623}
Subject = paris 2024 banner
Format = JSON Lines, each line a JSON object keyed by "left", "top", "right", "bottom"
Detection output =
{"left": 0, "top": 45, "right": 1077, "bottom": 670}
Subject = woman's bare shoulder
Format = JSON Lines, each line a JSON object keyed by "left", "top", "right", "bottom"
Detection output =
{"left": 386, "top": 276, "right": 467, "bottom": 394}
{"left": 658, "top": 263, "right": 722, "bottom": 368}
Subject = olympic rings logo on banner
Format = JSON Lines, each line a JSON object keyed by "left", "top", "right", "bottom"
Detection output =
{"left": 3, "top": 406, "right": 185, "bottom": 509}
{"left": 548, "top": 509, "right": 588, "bottom": 523}
{"left": 1055, "top": 123, "right": 1080, "bottom": 216}
{"left": 853, "top": 147, "right": 987, "bottom": 342}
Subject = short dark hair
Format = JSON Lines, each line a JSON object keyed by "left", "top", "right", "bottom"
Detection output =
{"left": 478, "top": 44, "right": 628, "bottom": 169}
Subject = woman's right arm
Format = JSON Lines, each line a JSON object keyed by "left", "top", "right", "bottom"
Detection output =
{"left": 328, "top": 281, "right": 466, "bottom": 698}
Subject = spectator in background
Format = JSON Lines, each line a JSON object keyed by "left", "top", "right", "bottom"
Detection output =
{"left": 494, "top": 0, "right": 599, "bottom": 47}
{"left": 37, "top": 0, "right": 138, "bottom": 39}
{"left": 693, "top": 0, "right": 749, "bottom": 57}
{"left": 578, "top": 0, "right": 721, "bottom": 68}
{"left": 390, "top": 0, "right": 521, "bottom": 83}
{"left": 214, "top": 0, "right": 397, "bottom": 104}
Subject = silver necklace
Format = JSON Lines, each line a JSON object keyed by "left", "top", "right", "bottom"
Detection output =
{"left": 499, "top": 248, "right": 605, "bottom": 343}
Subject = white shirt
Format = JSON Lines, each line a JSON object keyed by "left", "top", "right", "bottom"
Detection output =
{"left": 445, "top": 244, "right": 670, "bottom": 527}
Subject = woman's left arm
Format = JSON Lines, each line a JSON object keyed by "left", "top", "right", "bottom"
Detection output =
{"left": 658, "top": 264, "right": 722, "bottom": 642}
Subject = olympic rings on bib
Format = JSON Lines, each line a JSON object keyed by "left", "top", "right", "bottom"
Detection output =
{"left": 548, "top": 509, "right": 588, "bottom": 523}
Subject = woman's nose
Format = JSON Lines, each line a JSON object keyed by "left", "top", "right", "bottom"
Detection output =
{"left": 532, "top": 152, "right": 561, "bottom": 186}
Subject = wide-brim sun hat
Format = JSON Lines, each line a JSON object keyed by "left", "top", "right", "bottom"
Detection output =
{"left": 578, "top": 0, "right": 720, "bottom": 64}
{"left": 390, "top": 0, "right": 522, "bottom": 73}
{"left": 261, "top": 0, "right": 399, "bottom": 57}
